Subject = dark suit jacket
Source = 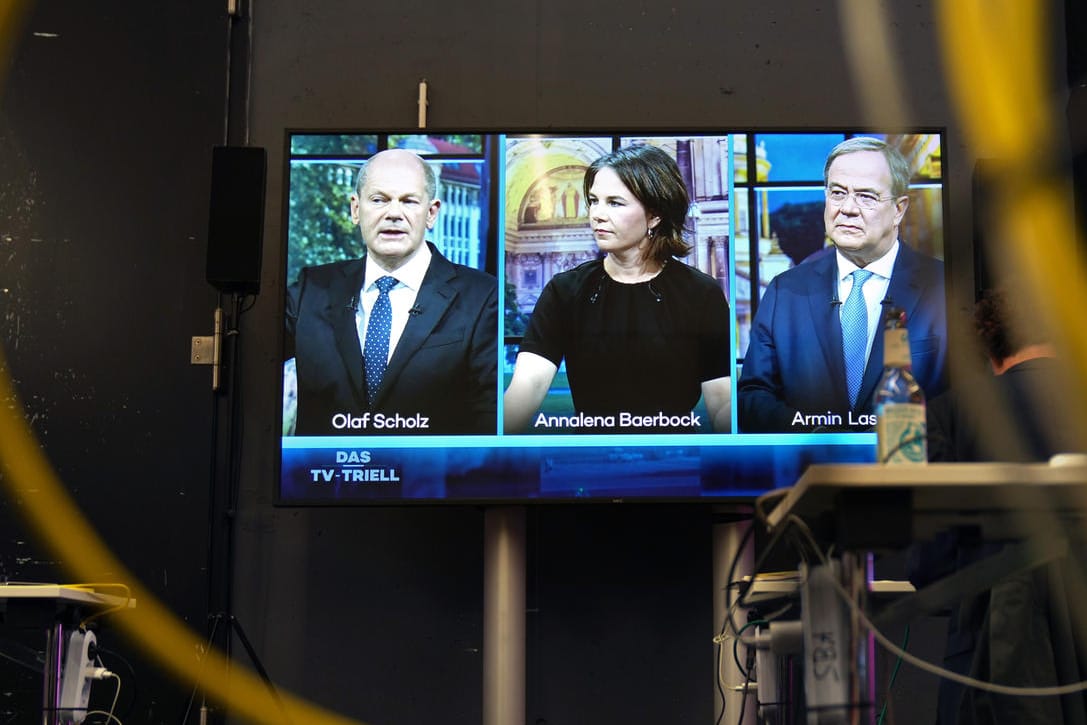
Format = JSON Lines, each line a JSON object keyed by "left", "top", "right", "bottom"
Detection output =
{"left": 738, "top": 243, "right": 947, "bottom": 433}
{"left": 285, "top": 244, "right": 498, "bottom": 435}
{"left": 927, "top": 357, "right": 1078, "bottom": 463}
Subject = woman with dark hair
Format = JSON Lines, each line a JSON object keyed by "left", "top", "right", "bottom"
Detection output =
{"left": 503, "top": 144, "right": 732, "bottom": 433}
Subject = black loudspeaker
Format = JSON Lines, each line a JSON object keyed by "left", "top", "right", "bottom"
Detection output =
{"left": 206, "top": 146, "right": 267, "bottom": 295}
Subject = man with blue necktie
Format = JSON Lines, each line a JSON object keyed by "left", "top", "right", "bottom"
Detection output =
{"left": 286, "top": 149, "right": 498, "bottom": 435}
{"left": 737, "top": 137, "right": 947, "bottom": 433}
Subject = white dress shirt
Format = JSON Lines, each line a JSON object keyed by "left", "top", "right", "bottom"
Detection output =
{"left": 356, "top": 243, "right": 432, "bottom": 363}
{"left": 835, "top": 240, "right": 899, "bottom": 369}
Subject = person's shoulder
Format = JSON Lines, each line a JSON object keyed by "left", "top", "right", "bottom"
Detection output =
{"left": 561, "top": 258, "right": 604, "bottom": 279}
{"left": 294, "top": 258, "right": 362, "bottom": 286}
{"left": 892, "top": 244, "right": 944, "bottom": 297}
{"left": 797, "top": 245, "right": 836, "bottom": 269}
{"left": 897, "top": 242, "right": 944, "bottom": 271}
{"left": 426, "top": 247, "right": 496, "bottom": 289}
{"left": 529, "top": 259, "right": 603, "bottom": 305}
{"left": 666, "top": 263, "right": 730, "bottom": 318}
{"left": 668, "top": 259, "right": 723, "bottom": 290}
{"left": 549, "top": 258, "right": 604, "bottom": 287}
{"left": 1004, "top": 357, "right": 1060, "bottom": 376}
{"left": 669, "top": 259, "right": 709, "bottom": 279}
{"left": 450, "top": 261, "right": 498, "bottom": 288}
{"left": 768, "top": 246, "right": 834, "bottom": 285}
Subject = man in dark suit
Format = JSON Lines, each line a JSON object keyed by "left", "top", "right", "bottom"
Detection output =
{"left": 737, "top": 137, "right": 947, "bottom": 433}
{"left": 285, "top": 149, "right": 498, "bottom": 435}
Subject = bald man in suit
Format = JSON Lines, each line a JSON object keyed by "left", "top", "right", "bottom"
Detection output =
{"left": 286, "top": 149, "right": 497, "bottom": 435}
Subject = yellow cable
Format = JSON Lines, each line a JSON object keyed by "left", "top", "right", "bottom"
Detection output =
{"left": 936, "top": 0, "right": 1087, "bottom": 434}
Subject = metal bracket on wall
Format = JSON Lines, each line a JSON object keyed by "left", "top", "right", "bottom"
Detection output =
{"left": 418, "top": 78, "right": 428, "bottom": 129}
{"left": 190, "top": 308, "right": 223, "bottom": 391}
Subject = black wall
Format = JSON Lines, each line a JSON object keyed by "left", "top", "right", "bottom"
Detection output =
{"left": 0, "top": 2, "right": 226, "bottom": 722}
{"left": 0, "top": 1, "right": 1077, "bottom": 724}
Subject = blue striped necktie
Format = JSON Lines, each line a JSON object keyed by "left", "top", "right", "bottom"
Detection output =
{"left": 841, "top": 268, "right": 874, "bottom": 408}
{"left": 364, "top": 276, "right": 398, "bottom": 406}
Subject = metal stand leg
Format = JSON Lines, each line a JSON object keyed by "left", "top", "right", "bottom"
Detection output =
{"left": 42, "top": 622, "right": 64, "bottom": 725}
{"left": 483, "top": 506, "right": 525, "bottom": 725}
{"left": 846, "top": 552, "right": 875, "bottom": 725}
{"left": 713, "top": 508, "right": 755, "bottom": 725}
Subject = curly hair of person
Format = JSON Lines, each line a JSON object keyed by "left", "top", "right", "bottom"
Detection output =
{"left": 974, "top": 285, "right": 1050, "bottom": 363}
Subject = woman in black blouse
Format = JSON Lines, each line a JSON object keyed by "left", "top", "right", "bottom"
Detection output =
{"left": 503, "top": 144, "right": 732, "bottom": 434}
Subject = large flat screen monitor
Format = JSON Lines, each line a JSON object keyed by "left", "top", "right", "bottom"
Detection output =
{"left": 279, "top": 129, "right": 948, "bottom": 503}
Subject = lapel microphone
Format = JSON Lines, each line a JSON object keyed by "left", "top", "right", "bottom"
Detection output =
{"left": 588, "top": 272, "right": 606, "bottom": 304}
{"left": 346, "top": 295, "right": 360, "bottom": 312}
{"left": 408, "top": 305, "right": 423, "bottom": 316}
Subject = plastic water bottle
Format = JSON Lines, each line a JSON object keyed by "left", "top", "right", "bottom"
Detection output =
{"left": 874, "top": 307, "right": 927, "bottom": 463}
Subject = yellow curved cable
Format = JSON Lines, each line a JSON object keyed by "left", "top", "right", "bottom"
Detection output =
{"left": 0, "top": 362, "right": 367, "bottom": 724}
{"left": 938, "top": 0, "right": 1087, "bottom": 418}
{"left": 940, "top": 1, "right": 1053, "bottom": 163}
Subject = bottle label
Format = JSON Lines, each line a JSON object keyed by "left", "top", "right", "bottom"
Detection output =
{"left": 876, "top": 403, "right": 927, "bottom": 464}
{"left": 884, "top": 328, "right": 911, "bottom": 368}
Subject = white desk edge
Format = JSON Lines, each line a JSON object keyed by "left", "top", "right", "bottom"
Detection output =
{"left": 0, "top": 584, "right": 136, "bottom": 609}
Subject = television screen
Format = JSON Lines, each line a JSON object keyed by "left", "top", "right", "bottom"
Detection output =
{"left": 279, "top": 129, "right": 947, "bottom": 503}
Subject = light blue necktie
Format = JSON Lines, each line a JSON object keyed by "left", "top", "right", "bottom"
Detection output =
{"left": 364, "top": 276, "right": 398, "bottom": 407}
{"left": 841, "top": 269, "right": 874, "bottom": 408}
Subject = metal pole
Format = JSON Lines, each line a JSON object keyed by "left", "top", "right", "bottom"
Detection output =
{"left": 713, "top": 508, "right": 755, "bottom": 725}
{"left": 483, "top": 506, "right": 526, "bottom": 725}
{"left": 42, "top": 622, "right": 63, "bottom": 725}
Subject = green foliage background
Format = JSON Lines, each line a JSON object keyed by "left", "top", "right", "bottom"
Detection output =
{"left": 285, "top": 134, "right": 484, "bottom": 285}
{"left": 286, "top": 162, "right": 364, "bottom": 285}
{"left": 504, "top": 279, "right": 529, "bottom": 337}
